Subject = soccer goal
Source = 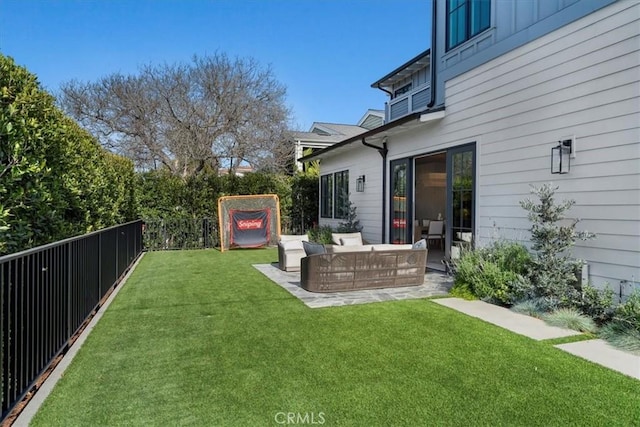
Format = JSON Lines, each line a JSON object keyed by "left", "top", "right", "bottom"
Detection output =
{"left": 217, "top": 194, "right": 281, "bottom": 252}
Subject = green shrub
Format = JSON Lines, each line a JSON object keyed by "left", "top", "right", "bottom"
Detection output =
{"left": 615, "top": 289, "right": 640, "bottom": 328}
{"left": 449, "top": 283, "right": 477, "bottom": 300}
{"left": 599, "top": 321, "right": 640, "bottom": 354}
{"left": 600, "top": 289, "right": 640, "bottom": 352}
{"left": 543, "top": 308, "right": 597, "bottom": 333}
{"left": 0, "top": 54, "right": 136, "bottom": 254}
{"left": 336, "top": 197, "right": 363, "bottom": 233}
{"left": 573, "top": 284, "right": 615, "bottom": 325}
{"left": 520, "top": 183, "right": 595, "bottom": 303}
{"left": 528, "top": 296, "right": 561, "bottom": 313}
{"left": 511, "top": 299, "right": 545, "bottom": 317}
{"left": 452, "top": 241, "right": 532, "bottom": 305}
{"left": 290, "top": 172, "right": 318, "bottom": 233}
{"left": 307, "top": 225, "right": 334, "bottom": 244}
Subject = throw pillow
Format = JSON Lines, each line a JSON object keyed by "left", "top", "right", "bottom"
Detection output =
{"left": 303, "top": 241, "right": 326, "bottom": 256}
{"left": 340, "top": 237, "right": 362, "bottom": 246}
{"left": 412, "top": 239, "right": 427, "bottom": 250}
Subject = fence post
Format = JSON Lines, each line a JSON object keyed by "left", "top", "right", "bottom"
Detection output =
{"left": 67, "top": 242, "right": 72, "bottom": 345}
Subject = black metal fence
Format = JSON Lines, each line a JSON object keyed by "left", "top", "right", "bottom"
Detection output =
{"left": 1, "top": 220, "right": 143, "bottom": 422}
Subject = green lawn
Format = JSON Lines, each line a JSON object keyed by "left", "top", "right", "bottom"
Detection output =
{"left": 33, "top": 250, "right": 640, "bottom": 426}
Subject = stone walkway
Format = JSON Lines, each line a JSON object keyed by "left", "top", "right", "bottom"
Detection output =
{"left": 434, "top": 297, "right": 640, "bottom": 380}
{"left": 253, "top": 263, "right": 452, "bottom": 308}
{"left": 434, "top": 297, "right": 582, "bottom": 340}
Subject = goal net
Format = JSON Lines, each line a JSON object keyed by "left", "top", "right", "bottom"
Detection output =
{"left": 217, "top": 194, "right": 281, "bottom": 252}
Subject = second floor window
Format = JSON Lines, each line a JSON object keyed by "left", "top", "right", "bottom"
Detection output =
{"left": 447, "top": 0, "right": 491, "bottom": 51}
{"left": 394, "top": 83, "right": 412, "bottom": 98}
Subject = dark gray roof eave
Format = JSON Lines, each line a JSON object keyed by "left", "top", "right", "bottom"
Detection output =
{"left": 370, "top": 48, "right": 431, "bottom": 88}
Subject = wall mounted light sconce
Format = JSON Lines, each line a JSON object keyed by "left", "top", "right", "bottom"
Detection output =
{"left": 356, "top": 175, "right": 365, "bottom": 192}
{"left": 551, "top": 139, "right": 573, "bottom": 174}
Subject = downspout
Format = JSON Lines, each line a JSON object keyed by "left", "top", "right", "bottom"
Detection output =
{"left": 362, "top": 138, "right": 389, "bottom": 243}
{"left": 375, "top": 84, "right": 393, "bottom": 123}
{"left": 427, "top": 0, "right": 437, "bottom": 108}
{"left": 375, "top": 84, "right": 393, "bottom": 97}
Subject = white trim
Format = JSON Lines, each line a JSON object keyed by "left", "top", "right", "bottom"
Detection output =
{"left": 419, "top": 110, "right": 446, "bottom": 122}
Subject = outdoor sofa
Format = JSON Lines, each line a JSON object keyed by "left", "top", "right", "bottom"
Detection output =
{"left": 300, "top": 235, "right": 428, "bottom": 292}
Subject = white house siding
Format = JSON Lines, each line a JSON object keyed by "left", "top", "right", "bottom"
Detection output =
{"left": 319, "top": 1, "right": 638, "bottom": 291}
{"left": 443, "top": 0, "right": 640, "bottom": 293}
{"left": 318, "top": 147, "right": 383, "bottom": 244}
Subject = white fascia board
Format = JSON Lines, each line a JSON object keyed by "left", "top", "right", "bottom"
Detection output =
{"left": 419, "top": 110, "right": 446, "bottom": 122}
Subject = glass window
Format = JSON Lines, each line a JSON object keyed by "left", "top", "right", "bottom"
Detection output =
{"left": 391, "top": 161, "right": 409, "bottom": 244}
{"left": 394, "top": 83, "right": 413, "bottom": 98}
{"left": 320, "top": 174, "right": 333, "bottom": 218}
{"left": 447, "top": 0, "right": 490, "bottom": 50}
{"left": 334, "top": 170, "right": 349, "bottom": 219}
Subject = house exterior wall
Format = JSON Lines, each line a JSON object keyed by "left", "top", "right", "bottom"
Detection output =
{"left": 456, "top": 0, "right": 640, "bottom": 293}
{"left": 318, "top": 147, "right": 384, "bottom": 244}
{"left": 433, "top": 0, "right": 618, "bottom": 107}
{"left": 319, "top": 0, "right": 639, "bottom": 293}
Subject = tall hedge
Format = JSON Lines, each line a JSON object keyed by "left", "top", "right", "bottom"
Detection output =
{"left": 0, "top": 55, "right": 136, "bottom": 255}
{"left": 135, "top": 170, "right": 296, "bottom": 221}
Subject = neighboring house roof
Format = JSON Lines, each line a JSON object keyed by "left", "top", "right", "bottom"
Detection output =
{"left": 218, "top": 165, "right": 254, "bottom": 176}
{"left": 299, "top": 106, "right": 445, "bottom": 163}
{"left": 309, "top": 122, "right": 368, "bottom": 138}
{"left": 357, "top": 109, "right": 385, "bottom": 130}
{"left": 370, "top": 49, "right": 431, "bottom": 89}
{"left": 292, "top": 121, "right": 369, "bottom": 147}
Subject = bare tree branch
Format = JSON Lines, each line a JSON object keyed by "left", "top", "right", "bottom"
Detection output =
{"left": 59, "top": 53, "right": 292, "bottom": 177}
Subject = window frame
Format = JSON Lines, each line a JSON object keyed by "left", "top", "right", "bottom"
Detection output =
{"left": 446, "top": 0, "right": 491, "bottom": 51}
{"left": 320, "top": 174, "right": 333, "bottom": 218}
{"left": 333, "top": 170, "right": 349, "bottom": 220}
{"left": 393, "top": 83, "right": 413, "bottom": 98}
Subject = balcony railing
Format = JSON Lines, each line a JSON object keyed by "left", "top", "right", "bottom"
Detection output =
{"left": 386, "top": 84, "right": 431, "bottom": 122}
{"left": 1, "top": 221, "right": 143, "bottom": 422}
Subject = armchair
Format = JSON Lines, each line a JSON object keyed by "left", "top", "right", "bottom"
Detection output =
{"left": 277, "top": 234, "right": 309, "bottom": 271}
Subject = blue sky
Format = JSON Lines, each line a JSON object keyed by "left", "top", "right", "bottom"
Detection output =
{"left": 0, "top": 0, "right": 431, "bottom": 130}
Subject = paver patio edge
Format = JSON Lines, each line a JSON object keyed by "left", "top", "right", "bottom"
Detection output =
{"left": 13, "top": 253, "right": 146, "bottom": 427}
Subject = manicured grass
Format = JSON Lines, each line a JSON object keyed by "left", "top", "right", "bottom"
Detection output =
{"left": 33, "top": 250, "right": 640, "bottom": 426}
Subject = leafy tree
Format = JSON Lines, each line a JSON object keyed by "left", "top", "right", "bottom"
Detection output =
{"left": 60, "top": 53, "right": 294, "bottom": 178}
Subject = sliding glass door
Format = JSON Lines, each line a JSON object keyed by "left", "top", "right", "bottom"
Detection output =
{"left": 446, "top": 143, "right": 475, "bottom": 257}
{"left": 389, "top": 158, "right": 412, "bottom": 244}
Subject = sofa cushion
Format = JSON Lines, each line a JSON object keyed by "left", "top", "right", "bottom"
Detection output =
{"left": 332, "top": 232, "right": 362, "bottom": 245}
{"left": 371, "top": 244, "right": 413, "bottom": 251}
{"left": 280, "top": 240, "right": 304, "bottom": 251}
{"left": 412, "top": 239, "right": 427, "bottom": 250}
{"left": 279, "top": 234, "right": 309, "bottom": 243}
{"left": 330, "top": 244, "right": 373, "bottom": 253}
{"left": 303, "top": 241, "right": 326, "bottom": 256}
{"left": 340, "top": 236, "right": 362, "bottom": 246}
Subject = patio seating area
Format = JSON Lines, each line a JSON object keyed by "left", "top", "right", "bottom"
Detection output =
{"left": 254, "top": 263, "right": 451, "bottom": 308}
